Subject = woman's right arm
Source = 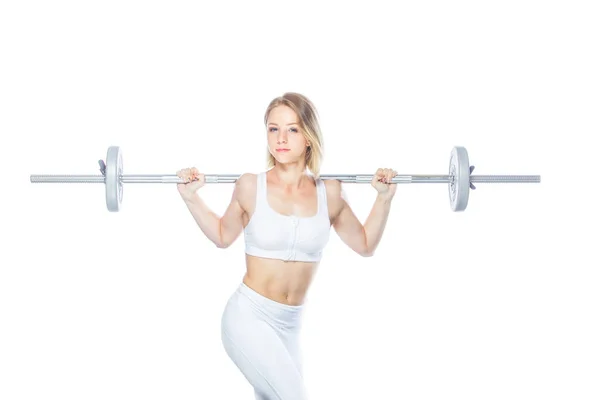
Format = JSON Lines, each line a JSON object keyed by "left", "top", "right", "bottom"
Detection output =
{"left": 180, "top": 173, "right": 251, "bottom": 248}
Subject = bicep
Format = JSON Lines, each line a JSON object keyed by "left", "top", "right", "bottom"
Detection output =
{"left": 219, "top": 173, "right": 251, "bottom": 247}
{"left": 330, "top": 181, "right": 369, "bottom": 256}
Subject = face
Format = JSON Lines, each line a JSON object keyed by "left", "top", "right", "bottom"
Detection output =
{"left": 266, "top": 105, "right": 310, "bottom": 164}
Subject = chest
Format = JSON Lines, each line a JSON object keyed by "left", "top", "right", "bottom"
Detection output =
{"left": 266, "top": 185, "right": 319, "bottom": 218}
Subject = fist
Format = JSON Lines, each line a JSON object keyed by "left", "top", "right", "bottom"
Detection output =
{"left": 176, "top": 167, "right": 206, "bottom": 198}
{"left": 371, "top": 168, "right": 398, "bottom": 197}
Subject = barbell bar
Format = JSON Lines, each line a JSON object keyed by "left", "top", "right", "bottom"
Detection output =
{"left": 29, "top": 145, "right": 541, "bottom": 212}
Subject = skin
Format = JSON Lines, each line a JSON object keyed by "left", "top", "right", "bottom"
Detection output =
{"left": 179, "top": 105, "right": 398, "bottom": 306}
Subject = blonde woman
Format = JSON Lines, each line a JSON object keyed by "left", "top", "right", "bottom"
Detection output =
{"left": 176, "top": 93, "right": 397, "bottom": 399}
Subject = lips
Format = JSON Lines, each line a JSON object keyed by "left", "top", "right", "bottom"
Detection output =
{"left": 276, "top": 149, "right": 290, "bottom": 152}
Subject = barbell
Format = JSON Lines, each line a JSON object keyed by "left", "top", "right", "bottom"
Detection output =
{"left": 29, "top": 145, "right": 541, "bottom": 212}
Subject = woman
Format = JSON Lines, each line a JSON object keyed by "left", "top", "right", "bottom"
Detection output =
{"left": 176, "top": 92, "right": 397, "bottom": 399}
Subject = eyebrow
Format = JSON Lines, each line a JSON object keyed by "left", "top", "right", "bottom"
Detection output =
{"left": 267, "top": 122, "right": 299, "bottom": 126}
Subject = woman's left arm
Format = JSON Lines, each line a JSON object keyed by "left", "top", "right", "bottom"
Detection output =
{"left": 328, "top": 168, "right": 397, "bottom": 257}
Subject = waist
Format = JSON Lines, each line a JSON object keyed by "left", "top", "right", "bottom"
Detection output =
{"left": 246, "top": 255, "right": 316, "bottom": 298}
{"left": 237, "top": 280, "right": 305, "bottom": 313}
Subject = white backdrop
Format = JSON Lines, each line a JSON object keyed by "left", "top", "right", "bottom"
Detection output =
{"left": 2, "top": 1, "right": 599, "bottom": 399}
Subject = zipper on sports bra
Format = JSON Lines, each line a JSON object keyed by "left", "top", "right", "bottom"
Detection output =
{"left": 286, "top": 216, "right": 299, "bottom": 261}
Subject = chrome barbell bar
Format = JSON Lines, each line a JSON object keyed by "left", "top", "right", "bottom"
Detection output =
{"left": 29, "top": 146, "right": 541, "bottom": 212}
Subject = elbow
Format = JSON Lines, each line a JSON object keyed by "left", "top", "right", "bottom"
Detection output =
{"left": 360, "top": 228, "right": 373, "bottom": 257}
{"left": 361, "top": 243, "right": 374, "bottom": 257}
{"left": 216, "top": 241, "right": 228, "bottom": 249}
{"left": 216, "top": 220, "right": 227, "bottom": 248}
{"left": 216, "top": 233, "right": 229, "bottom": 248}
{"left": 361, "top": 233, "right": 373, "bottom": 257}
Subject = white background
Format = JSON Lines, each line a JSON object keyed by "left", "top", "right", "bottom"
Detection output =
{"left": 1, "top": 1, "right": 598, "bottom": 399}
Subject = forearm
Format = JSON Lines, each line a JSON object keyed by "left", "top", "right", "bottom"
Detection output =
{"left": 363, "top": 193, "right": 394, "bottom": 255}
{"left": 181, "top": 193, "right": 223, "bottom": 247}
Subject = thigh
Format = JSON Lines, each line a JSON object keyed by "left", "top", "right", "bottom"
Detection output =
{"left": 221, "top": 295, "right": 308, "bottom": 400}
{"left": 277, "top": 329, "right": 304, "bottom": 378}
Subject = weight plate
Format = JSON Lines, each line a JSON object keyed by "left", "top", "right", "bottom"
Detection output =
{"left": 105, "top": 146, "right": 123, "bottom": 212}
{"left": 449, "top": 146, "right": 470, "bottom": 211}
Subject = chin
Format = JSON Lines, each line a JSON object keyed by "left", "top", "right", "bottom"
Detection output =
{"left": 274, "top": 152, "right": 294, "bottom": 159}
{"left": 275, "top": 157, "right": 299, "bottom": 164}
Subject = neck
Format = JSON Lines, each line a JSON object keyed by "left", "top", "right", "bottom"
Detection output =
{"left": 271, "top": 164, "right": 311, "bottom": 190}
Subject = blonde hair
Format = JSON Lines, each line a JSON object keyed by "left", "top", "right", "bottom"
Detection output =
{"left": 264, "top": 92, "right": 324, "bottom": 178}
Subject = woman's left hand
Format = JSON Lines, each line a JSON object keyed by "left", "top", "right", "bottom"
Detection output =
{"left": 371, "top": 168, "right": 398, "bottom": 198}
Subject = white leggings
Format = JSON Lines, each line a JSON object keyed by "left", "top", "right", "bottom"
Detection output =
{"left": 221, "top": 282, "right": 308, "bottom": 400}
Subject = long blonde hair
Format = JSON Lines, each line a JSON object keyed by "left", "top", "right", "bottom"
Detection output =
{"left": 264, "top": 92, "right": 324, "bottom": 178}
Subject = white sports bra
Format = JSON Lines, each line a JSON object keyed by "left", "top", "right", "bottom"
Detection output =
{"left": 244, "top": 171, "right": 332, "bottom": 262}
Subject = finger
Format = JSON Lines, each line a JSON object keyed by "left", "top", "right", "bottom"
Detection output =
{"left": 373, "top": 169, "right": 382, "bottom": 183}
{"left": 382, "top": 168, "right": 390, "bottom": 182}
{"left": 383, "top": 171, "right": 390, "bottom": 182}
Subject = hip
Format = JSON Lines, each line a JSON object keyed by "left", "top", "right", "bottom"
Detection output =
{"left": 221, "top": 281, "right": 305, "bottom": 335}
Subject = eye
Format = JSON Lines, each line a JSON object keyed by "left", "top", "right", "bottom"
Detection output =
{"left": 289, "top": 127, "right": 298, "bottom": 133}
{"left": 269, "top": 127, "right": 277, "bottom": 132}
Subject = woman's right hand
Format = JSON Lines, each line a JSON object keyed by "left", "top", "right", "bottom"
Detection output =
{"left": 176, "top": 167, "right": 206, "bottom": 199}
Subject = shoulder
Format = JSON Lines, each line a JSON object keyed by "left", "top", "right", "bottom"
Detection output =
{"left": 322, "top": 177, "right": 343, "bottom": 195}
{"left": 234, "top": 172, "right": 258, "bottom": 195}
{"left": 322, "top": 178, "right": 346, "bottom": 219}
{"left": 232, "top": 173, "right": 258, "bottom": 212}
{"left": 236, "top": 172, "right": 256, "bottom": 186}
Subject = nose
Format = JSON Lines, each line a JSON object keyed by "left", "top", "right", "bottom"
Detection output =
{"left": 277, "top": 131, "right": 288, "bottom": 144}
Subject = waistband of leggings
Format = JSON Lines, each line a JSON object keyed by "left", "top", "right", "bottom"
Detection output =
{"left": 237, "top": 282, "right": 304, "bottom": 314}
